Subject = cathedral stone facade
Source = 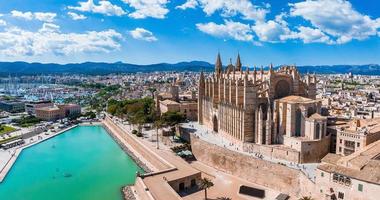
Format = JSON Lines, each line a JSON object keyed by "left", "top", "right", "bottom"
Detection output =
{"left": 198, "top": 54, "right": 329, "bottom": 162}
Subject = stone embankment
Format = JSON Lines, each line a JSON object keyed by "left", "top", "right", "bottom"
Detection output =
{"left": 122, "top": 186, "right": 136, "bottom": 200}
{"left": 190, "top": 134, "right": 318, "bottom": 198}
{"left": 102, "top": 116, "right": 173, "bottom": 171}
{"left": 103, "top": 124, "right": 151, "bottom": 172}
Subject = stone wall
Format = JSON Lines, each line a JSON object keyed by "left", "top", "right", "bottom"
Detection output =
{"left": 243, "top": 142, "right": 300, "bottom": 163}
{"left": 191, "top": 134, "right": 318, "bottom": 197}
{"left": 299, "top": 136, "right": 330, "bottom": 163}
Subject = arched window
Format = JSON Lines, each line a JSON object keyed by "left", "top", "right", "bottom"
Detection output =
{"left": 295, "top": 109, "right": 302, "bottom": 137}
{"left": 275, "top": 80, "right": 291, "bottom": 99}
{"left": 213, "top": 115, "right": 218, "bottom": 132}
{"left": 316, "top": 123, "right": 320, "bottom": 139}
{"left": 322, "top": 123, "right": 325, "bottom": 137}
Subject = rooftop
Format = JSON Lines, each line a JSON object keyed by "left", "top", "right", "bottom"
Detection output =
{"left": 340, "top": 117, "right": 380, "bottom": 135}
{"left": 318, "top": 140, "right": 380, "bottom": 184}
{"left": 309, "top": 113, "right": 327, "bottom": 120}
{"left": 160, "top": 99, "right": 180, "bottom": 106}
{"left": 35, "top": 106, "right": 60, "bottom": 112}
{"left": 278, "top": 95, "right": 319, "bottom": 104}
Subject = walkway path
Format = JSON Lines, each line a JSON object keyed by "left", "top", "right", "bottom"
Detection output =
{"left": 107, "top": 116, "right": 282, "bottom": 200}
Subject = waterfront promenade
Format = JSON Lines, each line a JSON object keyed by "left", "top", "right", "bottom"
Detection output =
{"left": 103, "top": 116, "right": 280, "bottom": 200}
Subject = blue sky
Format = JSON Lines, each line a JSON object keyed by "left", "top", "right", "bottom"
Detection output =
{"left": 0, "top": 0, "right": 379, "bottom": 66}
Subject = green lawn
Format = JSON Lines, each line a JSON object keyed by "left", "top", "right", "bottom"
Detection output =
{"left": 0, "top": 125, "right": 17, "bottom": 135}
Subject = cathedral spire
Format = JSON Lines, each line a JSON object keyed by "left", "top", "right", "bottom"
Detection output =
{"left": 269, "top": 63, "right": 273, "bottom": 76}
{"left": 232, "top": 62, "right": 236, "bottom": 79}
{"left": 200, "top": 70, "right": 205, "bottom": 81}
{"left": 215, "top": 52, "right": 222, "bottom": 75}
{"left": 236, "top": 53, "right": 242, "bottom": 71}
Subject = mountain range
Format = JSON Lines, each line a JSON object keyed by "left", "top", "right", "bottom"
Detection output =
{"left": 0, "top": 61, "right": 379, "bottom": 76}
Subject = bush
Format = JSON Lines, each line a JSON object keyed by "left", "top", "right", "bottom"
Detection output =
{"left": 136, "top": 132, "right": 143, "bottom": 137}
{"left": 12, "top": 116, "right": 41, "bottom": 127}
{"left": 132, "top": 130, "right": 138, "bottom": 135}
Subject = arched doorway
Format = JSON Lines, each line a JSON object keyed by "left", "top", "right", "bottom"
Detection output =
{"left": 295, "top": 109, "right": 302, "bottom": 137}
{"left": 275, "top": 80, "right": 291, "bottom": 99}
{"left": 213, "top": 115, "right": 218, "bottom": 132}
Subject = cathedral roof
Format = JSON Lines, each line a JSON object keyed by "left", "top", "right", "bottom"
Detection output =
{"left": 279, "top": 95, "right": 317, "bottom": 104}
{"left": 309, "top": 113, "right": 326, "bottom": 120}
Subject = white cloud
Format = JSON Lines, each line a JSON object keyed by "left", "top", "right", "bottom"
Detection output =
{"left": 39, "top": 23, "right": 61, "bottom": 33}
{"left": 130, "top": 28, "right": 157, "bottom": 42}
{"left": 252, "top": 13, "right": 291, "bottom": 43}
{"left": 284, "top": 26, "right": 332, "bottom": 44}
{"left": 34, "top": 12, "right": 56, "bottom": 23}
{"left": 11, "top": 10, "right": 33, "bottom": 20}
{"left": 68, "top": 12, "right": 87, "bottom": 20}
{"left": 11, "top": 10, "right": 56, "bottom": 22}
{"left": 0, "top": 19, "right": 6, "bottom": 26}
{"left": 176, "top": 0, "right": 198, "bottom": 10}
{"left": 289, "top": 0, "right": 380, "bottom": 44}
{"left": 0, "top": 24, "right": 123, "bottom": 56}
{"left": 122, "top": 0, "right": 169, "bottom": 19}
{"left": 68, "top": 0, "right": 127, "bottom": 16}
{"left": 179, "top": 0, "right": 268, "bottom": 22}
{"left": 196, "top": 20, "right": 254, "bottom": 42}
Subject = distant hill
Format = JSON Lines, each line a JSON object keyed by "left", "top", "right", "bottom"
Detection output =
{"left": 295, "top": 64, "right": 380, "bottom": 75}
{"left": 0, "top": 61, "right": 214, "bottom": 76}
{"left": 0, "top": 61, "right": 379, "bottom": 76}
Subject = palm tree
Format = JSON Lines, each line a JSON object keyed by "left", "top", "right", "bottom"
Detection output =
{"left": 199, "top": 178, "right": 214, "bottom": 200}
{"left": 299, "top": 196, "right": 313, "bottom": 200}
{"left": 153, "top": 119, "right": 163, "bottom": 149}
{"left": 148, "top": 87, "right": 157, "bottom": 99}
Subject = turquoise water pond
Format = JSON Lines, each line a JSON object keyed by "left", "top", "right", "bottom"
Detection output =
{"left": 0, "top": 125, "right": 142, "bottom": 200}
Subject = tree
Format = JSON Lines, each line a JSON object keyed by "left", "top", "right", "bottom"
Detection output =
{"left": 199, "top": 178, "right": 214, "bottom": 200}
{"left": 299, "top": 197, "right": 314, "bottom": 200}
{"left": 148, "top": 87, "right": 157, "bottom": 99}
{"left": 85, "top": 111, "right": 96, "bottom": 119}
{"left": 153, "top": 119, "right": 163, "bottom": 149}
{"left": 161, "top": 111, "right": 185, "bottom": 126}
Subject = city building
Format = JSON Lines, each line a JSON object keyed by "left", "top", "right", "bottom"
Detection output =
{"left": 198, "top": 53, "right": 329, "bottom": 163}
{"left": 0, "top": 100, "right": 25, "bottom": 113}
{"left": 159, "top": 99, "right": 180, "bottom": 114}
{"left": 35, "top": 106, "right": 64, "bottom": 121}
{"left": 316, "top": 140, "right": 380, "bottom": 200}
{"left": 332, "top": 118, "right": 380, "bottom": 156}
{"left": 35, "top": 104, "right": 81, "bottom": 121}
{"left": 156, "top": 82, "right": 198, "bottom": 121}
{"left": 58, "top": 104, "right": 81, "bottom": 118}
{"left": 25, "top": 100, "right": 54, "bottom": 115}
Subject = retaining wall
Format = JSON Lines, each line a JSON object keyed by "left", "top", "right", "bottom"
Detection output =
{"left": 190, "top": 134, "right": 318, "bottom": 198}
